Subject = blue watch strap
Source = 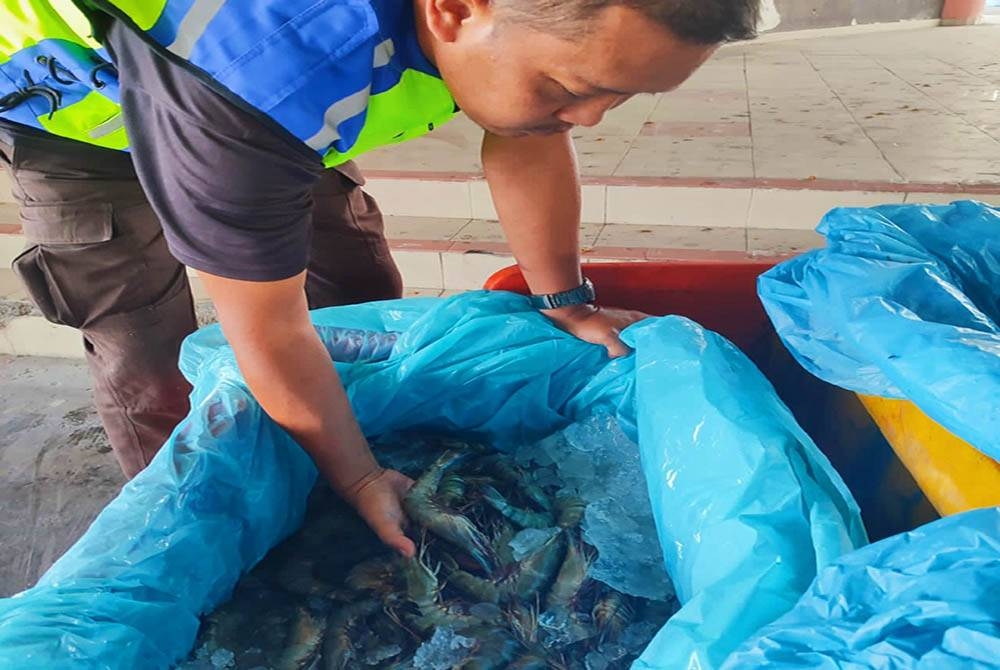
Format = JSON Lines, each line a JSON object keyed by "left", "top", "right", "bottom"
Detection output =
{"left": 529, "top": 278, "right": 596, "bottom": 310}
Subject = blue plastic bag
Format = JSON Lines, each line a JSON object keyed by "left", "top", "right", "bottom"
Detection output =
{"left": 0, "top": 292, "right": 865, "bottom": 669}
{"left": 724, "top": 506, "right": 1000, "bottom": 669}
{"left": 758, "top": 201, "right": 1000, "bottom": 461}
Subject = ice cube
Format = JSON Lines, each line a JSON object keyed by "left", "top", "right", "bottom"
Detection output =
{"left": 585, "top": 650, "right": 610, "bottom": 670}
{"left": 209, "top": 649, "right": 235, "bottom": 670}
{"left": 410, "top": 628, "right": 476, "bottom": 670}
{"left": 584, "top": 500, "right": 670, "bottom": 601}
{"left": 602, "top": 643, "right": 628, "bottom": 662}
{"left": 174, "top": 658, "right": 212, "bottom": 670}
{"left": 560, "top": 450, "right": 596, "bottom": 484}
{"left": 537, "top": 610, "right": 569, "bottom": 649}
{"left": 508, "top": 527, "right": 560, "bottom": 561}
{"left": 363, "top": 643, "right": 402, "bottom": 665}
{"left": 538, "top": 610, "right": 596, "bottom": 648}
{"left": 515, "top": 436, "right": 557, "bottom": 467}
{"left": 622, "top": 621, "right": 661, "bottom": 654}
{"left": 529, "top": 465, "right": 560, "bottom": 488}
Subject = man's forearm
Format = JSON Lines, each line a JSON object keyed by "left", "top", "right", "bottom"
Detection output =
{"left": 200, "top": 270, "right": 415, "bottom": 555}
{"left": 235, "top": 322, "right": 379, "bottom": 495}
{"left": 482, "top": 131, "right": 583, "bottom": 295}
{"left": 198, "top": 271, "right": 380, "bottom": 498}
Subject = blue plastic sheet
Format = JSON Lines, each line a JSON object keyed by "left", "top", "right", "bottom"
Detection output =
{"left": 724, "top": 506, "right": 1000, "bottom": 669}
{"left": 0, "top": 292, "right": 865, "bottom": 669}
{"left": 758, "top": 200, "right": 1000, "bottom": 461}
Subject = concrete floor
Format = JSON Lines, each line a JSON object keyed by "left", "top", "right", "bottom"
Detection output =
{"left": 0, "top": 355, "right": 122, "bottom": 597}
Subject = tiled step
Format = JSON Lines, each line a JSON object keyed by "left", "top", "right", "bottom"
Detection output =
{"left": 0, "top": 267, "right": 463, "bottom": 359}
{"left": 0, "top": 267, "right": 214, "bottom": 358}
{"left": 382, "top": 216, "right": 824, "bottom": 290}
{"left": 6, "top": 168, "right": 998, "bottom": 235}
{"left": 1, "top": 212, "right": 816, "bottom": 292}
{"left": 9, "top": 186, "right": 995, "bottom": 299}
{"left": 362, "top": 175, "right": 1000, "bottom": 228}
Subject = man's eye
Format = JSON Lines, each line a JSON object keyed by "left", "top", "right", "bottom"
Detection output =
{"left": 561, "top": 84, "right": 586, "bottom": 99}
{"left": 546, "top": 78, "right": 583, "bottom": 100}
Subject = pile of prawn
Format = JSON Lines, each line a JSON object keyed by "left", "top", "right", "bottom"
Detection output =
{"left": 179, "top": 441, "right": 672, "bottom": 670}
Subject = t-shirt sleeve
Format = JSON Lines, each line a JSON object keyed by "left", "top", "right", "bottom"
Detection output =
{"left": 106, "top": 21, "right": 324, "bottom": 282}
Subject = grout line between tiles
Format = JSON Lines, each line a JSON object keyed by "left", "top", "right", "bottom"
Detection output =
{"left": 801, "top": 50, "right": 907, "bottom": 183}
{"left": 874, "top": 56, "right": 1000, "bottom": 148}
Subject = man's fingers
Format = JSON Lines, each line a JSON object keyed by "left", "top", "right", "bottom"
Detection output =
{"left": 605, "top": 338, "right": 631, "bottom": 358}
{"left": 593, "top": 327, "right": 629, "bottom": 358}
{"left": 627, "top": 310, "right": 649, "bottom": 326}
{"left": 608, "top": 311, "right": 647, "bottom": 330}
{"left": 393, "top": 535, "right": 417, "bottom": 559}
{"left": 374, "top": 520, "right": 417, "bottom": 558}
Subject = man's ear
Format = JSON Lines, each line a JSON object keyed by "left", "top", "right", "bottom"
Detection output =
{"left": 423, "top": 0, "right": 494, "bottom": 43}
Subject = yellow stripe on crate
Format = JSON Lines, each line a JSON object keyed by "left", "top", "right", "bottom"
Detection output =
{"left": 859, "top": 395, "right": 1000, "bottom": 517}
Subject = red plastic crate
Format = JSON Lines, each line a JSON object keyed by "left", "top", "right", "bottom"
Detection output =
{"left": 485, "top": 259, "right": 938, "bottom": 541}
{"left": 484, "top": 261, "right": 778, "bottom": 353}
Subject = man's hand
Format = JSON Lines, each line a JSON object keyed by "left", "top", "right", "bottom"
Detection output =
{"left": 481, "top": 132, "right": 646, "bottom": 355}
{"left": 344, "top": 468, "right": 417, "bottom": 558}
{"left": 543, "top": 304, "right": 649, "bottom": 358}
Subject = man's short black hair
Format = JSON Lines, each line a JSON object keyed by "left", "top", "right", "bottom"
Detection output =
{"left": 496, "top": 0, "right": 761, "bottom": 44}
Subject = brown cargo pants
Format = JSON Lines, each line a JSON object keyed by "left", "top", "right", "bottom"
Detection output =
{"left": 1, "top": 130, "right": 402, "bottom": 479}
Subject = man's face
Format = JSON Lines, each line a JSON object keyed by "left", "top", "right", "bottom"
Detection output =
{"left": 419, "top": 2, "right": 718, "bottom": 137}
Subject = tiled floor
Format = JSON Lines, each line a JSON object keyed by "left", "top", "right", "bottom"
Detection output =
{"left": 359, "top": 25, "right": 1000, "bottom": 186}
{"left": 383, "top": 217, "right": 819, "bottom": 254}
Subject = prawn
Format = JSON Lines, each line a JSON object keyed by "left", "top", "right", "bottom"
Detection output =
{"left": 404, "top": 451, "right": 496, "bottom": 573}
{"left": 481, "top": 485, "right": 555, "bottom": 530}
{"left": 592, "top": 591, "right": 634, "bottom": 643}
{"left": 402, "top": 542, "right": 475, "bottom": 633}
{"left": 545, "top": 537, "right": 591, "bottom": 612}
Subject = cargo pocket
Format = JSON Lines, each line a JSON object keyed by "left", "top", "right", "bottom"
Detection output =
{"left": 11, "top": 202, "right": 114, "bottom": 328}
{"left": 19, "top": 202, "right": 114, "bottom": 245}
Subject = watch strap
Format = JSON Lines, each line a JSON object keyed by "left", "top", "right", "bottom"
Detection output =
{"left": 528, "top": 278, "right": 596, "bottom": 310}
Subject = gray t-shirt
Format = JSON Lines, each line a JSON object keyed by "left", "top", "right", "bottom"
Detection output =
{"left": 104, "top": 21, "right": 335, "bottom": 281}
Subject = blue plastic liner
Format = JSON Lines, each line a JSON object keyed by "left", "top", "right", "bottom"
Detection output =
{"left": 0, "top": 292, "right": 865, "bottom": 669}
{"left": 723, "top": 506, "right": 1000, "bottom": 669}
{"left": 758, "top": 200, "right": 1000, "bottom": 461}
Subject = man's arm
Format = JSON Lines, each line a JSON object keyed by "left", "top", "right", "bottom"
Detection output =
{"left": 106, "top": 21, "right": 416, "bottom": 555}
{"left": 481, "top": 130, "right": 645, "bottom": 357}
{"left": 199, "top": 270, "right": 415, "bottom": 558}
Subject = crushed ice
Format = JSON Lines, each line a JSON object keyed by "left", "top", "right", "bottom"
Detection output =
{"left": 517, "top": 413, "right": 674, "bottom": 601}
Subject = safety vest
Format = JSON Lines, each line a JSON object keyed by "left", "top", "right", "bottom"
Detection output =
{"left": 0, "top": 0, "right": 457, "bottom": 166}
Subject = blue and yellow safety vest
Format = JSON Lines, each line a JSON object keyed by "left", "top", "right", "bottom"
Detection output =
{"left": 0, "top": 0, "right": 457, "bottom": 165}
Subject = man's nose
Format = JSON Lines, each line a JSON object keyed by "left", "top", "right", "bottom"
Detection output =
{"left": 556, "top": 101, "right": 607, "bottom": 128}
{"left": 555, "top": 94, "right": 628, "bottom": 128}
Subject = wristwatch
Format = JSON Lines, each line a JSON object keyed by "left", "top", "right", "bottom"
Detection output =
{"left": 529, "top": 278, "right": 596, "bottom": 310}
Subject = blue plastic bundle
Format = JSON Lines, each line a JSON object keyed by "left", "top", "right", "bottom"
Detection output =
{"left": 724, "top": 506, "right": 1000, "bottom": 668}
{"left": 753, "top": 200, "right": 1000, "bottom": 669}
{"left": 758, "top": 200, "right": 1000, "bottom": 461}
{"left": 0, "top": 292, "right": 865, "bottom": 669}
